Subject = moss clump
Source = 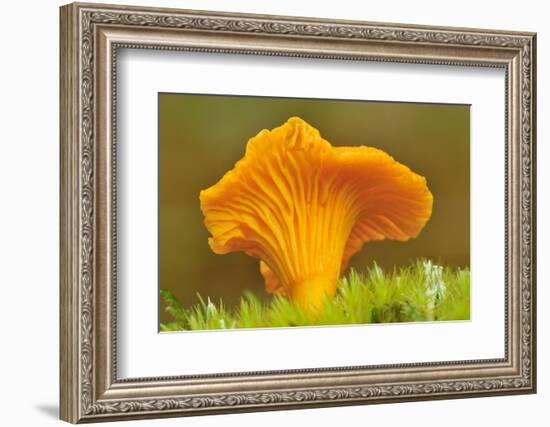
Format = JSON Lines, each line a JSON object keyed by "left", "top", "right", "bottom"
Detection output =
{"left": 160, "top": 259, "right": 470, "bottom": 331}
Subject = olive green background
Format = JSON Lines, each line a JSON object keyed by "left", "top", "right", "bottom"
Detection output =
{"left": 159, "top": 93, "right": 470, "bottom": 323}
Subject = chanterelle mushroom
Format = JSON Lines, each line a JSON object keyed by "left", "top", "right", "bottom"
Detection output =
{"left": 199, "top": 117, "right": 433, "bottom": 312}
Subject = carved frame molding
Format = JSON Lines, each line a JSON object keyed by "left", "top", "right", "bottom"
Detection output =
{"left": 60, "top": 2, "right": 536, "bottom": 423}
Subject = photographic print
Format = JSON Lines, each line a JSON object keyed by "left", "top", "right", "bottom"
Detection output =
{"left": 159, "top": 94, "right": 470, "bottom": 331}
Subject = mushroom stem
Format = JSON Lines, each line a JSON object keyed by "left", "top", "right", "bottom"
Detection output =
{"left": 258, "top": 184, "right": 358, "bottom": 312}
{"left": 290, "top": 273, "right": 339, "bottom": 312}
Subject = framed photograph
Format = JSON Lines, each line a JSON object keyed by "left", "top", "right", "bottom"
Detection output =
{"left": 60, "top": 2, "right": 537, "bottom": 423}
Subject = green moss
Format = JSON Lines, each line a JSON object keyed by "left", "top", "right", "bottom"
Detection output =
{"left": 160, "top": 259, "right": 470, "bottom": 331}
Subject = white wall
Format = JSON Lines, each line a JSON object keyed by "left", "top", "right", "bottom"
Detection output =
{"left": 0, "top": 0, "right": 545, "bottom": 426}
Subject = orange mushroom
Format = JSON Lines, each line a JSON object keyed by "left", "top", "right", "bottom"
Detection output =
{"left": 199, "top": 117, "right": 433, "bottom": 312}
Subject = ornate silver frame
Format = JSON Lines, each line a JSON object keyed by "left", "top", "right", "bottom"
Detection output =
{"left": 60, "top": 2, "right": 537, "bottom": 423}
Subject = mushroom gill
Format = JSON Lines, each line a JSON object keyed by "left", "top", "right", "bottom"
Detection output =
{"left": 199, "top": 117, "right": 433, "bottom": 312}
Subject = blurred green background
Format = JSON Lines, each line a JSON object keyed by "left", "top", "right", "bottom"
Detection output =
{"left": 159, "top": 93, "right": 470, "bottom": 324}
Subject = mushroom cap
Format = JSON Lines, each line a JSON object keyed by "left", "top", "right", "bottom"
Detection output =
{"left": 200, "top": 117, "right": 433, "bottom": 309}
